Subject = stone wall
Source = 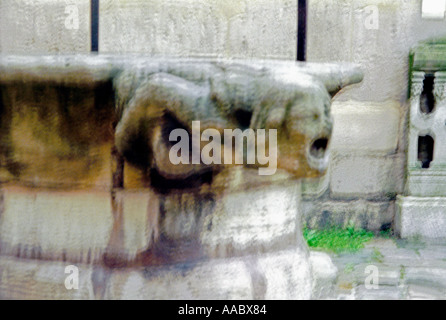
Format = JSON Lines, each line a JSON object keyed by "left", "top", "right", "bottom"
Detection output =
{"left": 1, "top": 0, "right": 446, "bottom": 232}
{"left": 0, "top": 0, "right": 91, "bottom": 53}
{"left": 303, "top": 0, "right": 446, "bottom": 231}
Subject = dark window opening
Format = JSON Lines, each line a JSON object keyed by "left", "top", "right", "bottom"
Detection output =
{"left": 420, "top": 75, "right": 435, "bottom": 114}
{"left": 418, "top": 135, "right": 434, "bottom": 169}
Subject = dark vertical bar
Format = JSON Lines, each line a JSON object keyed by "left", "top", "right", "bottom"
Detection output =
{"left": 91, "top": 0, "right": 99, "bottom": 52}
{"left": 297, "top": 0, "right": 307, "bottom": 61}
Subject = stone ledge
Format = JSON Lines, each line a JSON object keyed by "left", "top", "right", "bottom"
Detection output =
{"left": 302, "top": 199, "right": 394, "bottom": 232}
{"left": 406, "top": 171, "right": 446, "bottom": 197}
{"left": 0, "top": 248, "right": 314, "bottom": 299}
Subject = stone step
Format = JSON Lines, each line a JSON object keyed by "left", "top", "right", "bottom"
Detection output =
{"left": 0, "top": 248, "right": 314, "bottom": 300}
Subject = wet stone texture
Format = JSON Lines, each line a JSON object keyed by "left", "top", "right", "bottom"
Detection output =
{"left": 0, "top": 55, "right": 362, "bottom": 299}
{"left": 318, "top": 239, "right": 446, "bottom": 300}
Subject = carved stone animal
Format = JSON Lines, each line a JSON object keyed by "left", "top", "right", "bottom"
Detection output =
{"left": 0, "top": 56, "right": 362, "bottom": 187}
{"left": 0, "top": 55, "right": 362, "bottom": 299}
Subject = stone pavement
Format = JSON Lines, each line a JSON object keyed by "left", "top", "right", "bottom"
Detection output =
{"left": 315, "top": 238, "right": 446, "bottom": 300}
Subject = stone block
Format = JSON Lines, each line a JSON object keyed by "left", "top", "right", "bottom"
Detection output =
{"left": 105, "top": 259, "right": 254, "bottom": 300}
{"left": 396, "top": 196, "right": 446, "bottom": 239}
{"left": 106, "top": 248, "right": 312, "bottom": 300}
{"left": 201, "top": 182, "right": 302, "bottom": 258}
{"left": 405, "top": 267, "right": 446, "bottom": 289}
{"left": 303, "top": 199, "right": 394, "bottom": 231}
{"left": 0, "top": 188, "right": 113, "bottom": 263}
{"left": 331, "top": 101, "right": 401, "bottom": 155}
{"left": 330, "top": 153, "right": 404, "bottom": 199}
{"left": 310, "top": 251, "right": 338, "bottom": 299}
{"left": 0, "top": 256, "right": 95, "bottom": 300}
{"left": 406, "top": 171, "right": 446, "bottom": 197}
{"left": 0, "top": 0, "right": 90, "bottom": 53}
{"left": 99, "top": 0, "right": 297, "bottom": 59}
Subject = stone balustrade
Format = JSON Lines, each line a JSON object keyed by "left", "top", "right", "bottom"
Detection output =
{"left": 397, "top": 37, "right": 446, "bottom": 238}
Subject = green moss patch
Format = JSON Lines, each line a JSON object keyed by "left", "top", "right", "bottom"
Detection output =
{"left": 304, "top": 226, "right": 374, "bottom": 253}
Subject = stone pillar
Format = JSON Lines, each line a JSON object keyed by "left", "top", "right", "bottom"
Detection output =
{"left": 397, "top": 40, "right": 446, "bottom": 238}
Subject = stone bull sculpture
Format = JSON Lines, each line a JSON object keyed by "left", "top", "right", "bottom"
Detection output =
{"left": 0, "top": 55, "right": 362, "bottom": 299}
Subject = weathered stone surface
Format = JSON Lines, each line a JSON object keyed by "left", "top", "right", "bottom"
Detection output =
{"left": 405, "top": 69, "right": 446, "bottom": 197}
{"left": 105, "top": 248, "right": 312, "bottom": 300}
{"left": 302, "top": 170, "right": 330, "bottom": 199}
{"left": 106, "top": 259, "right": 254, "bottom": 300}
{"left": 310, "top": 251, "right": 338, "bottom": 299}
{"left": 0, "top": 56, "right": 362, "bottom": 299}
{"left": 406, "top": 172, "right": 446, "bottom": 197}
{"left": 330, "top": 153, "right": 404, "bottom": 199}
{"left": 318, "top": 239, "right": 446, "bottom": 300}
{"left": 396, "top": 39, "right": 446, "bottom": 239}
{"left": 302, "top": 100, "right": 402, "bottom": 228}
{"left": 396, "top": 196, "right": 446, "bottom": 239}
{"left": 99, "top": 0, "right": 297, "bottom": 60}
{"left": 0, "top": 256, "right": 95, "bottom": 300}
{"left": 260, "top": 249, "right": 312, "bottom": 300}
{"left": 201, "top": 180, "right": 301, "bottom": 258}
{"left": 331, "top": 101, "right": 400, "bottom": 154}
{"left": 308, "top": 0, "right": 446, "bottom": 102}
{"left": 303, "top": 199, "right": 394, "bottom": 231}
{"left": 0, "top": 56, "right": 362, "bottom": 182}
{"left": 0, "top": 188, "right": 113, "bottom": 263}
{"left": 349, "top": 263, "right": 401, "bottom": 287}
{"left": 0, "top": 0, "right": 90, "bottom": 53}
{"left": 411, "top": 37, "right": 446, "bottom": 72}
{"left": 2, "top": 0, "right": 444, "bottom": 107}
{"left": 405, "top": 267, "right": 446, "bottom": 289}
{"left": 355, "top": 285, "right": 402, "bottom": 300}
{"left": 0, "top": 82, "right": 115, "bottom": 189}
{"left": 407, "top": 284, "right": 446, "bottom": 300}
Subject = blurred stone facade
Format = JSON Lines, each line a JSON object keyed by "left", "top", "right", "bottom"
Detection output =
{"left": 1, "top": 0, "right": 446, "bottom": 236}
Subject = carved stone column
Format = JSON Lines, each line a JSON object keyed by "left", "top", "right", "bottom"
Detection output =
{"left": 397, "top": 37, "right": 446, "bottom": 238}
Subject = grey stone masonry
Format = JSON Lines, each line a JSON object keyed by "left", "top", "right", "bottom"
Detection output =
{"left": 397, "top": 38, "right": 446, "bottom": 239}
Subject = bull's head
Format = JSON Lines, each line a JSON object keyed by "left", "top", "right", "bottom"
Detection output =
{"left": 114, "top": 59, "right": 363, "bottom": 182}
